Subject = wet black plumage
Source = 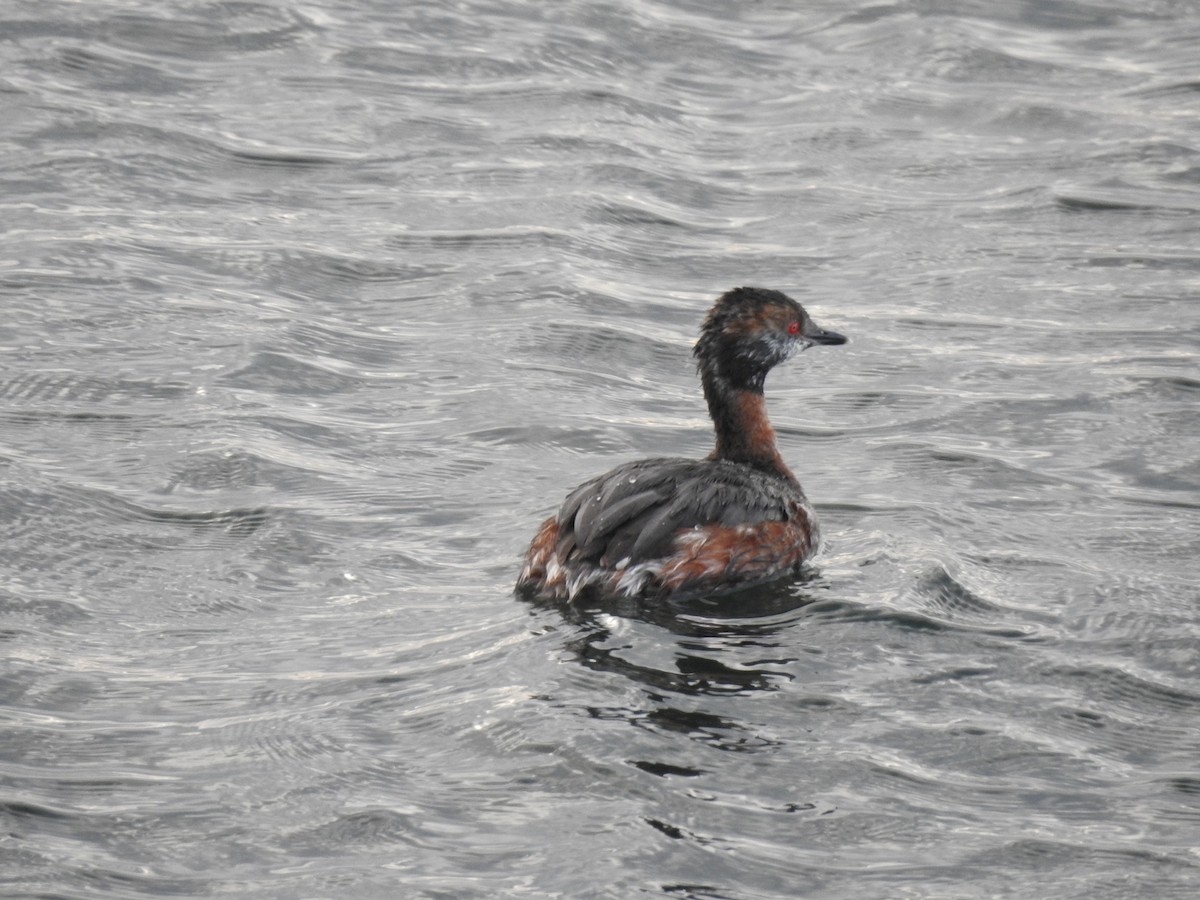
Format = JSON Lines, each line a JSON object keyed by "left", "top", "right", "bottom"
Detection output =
{"left": 556, "top": 457, "right": 799, "bottom": 566}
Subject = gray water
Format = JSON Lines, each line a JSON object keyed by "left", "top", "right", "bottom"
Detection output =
{"left": 2, "top": 1, "right": 1199, "bottom": 897}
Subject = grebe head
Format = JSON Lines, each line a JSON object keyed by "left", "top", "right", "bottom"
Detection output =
{"left": 694, "top": 287, "right": 846, "bottom": 392}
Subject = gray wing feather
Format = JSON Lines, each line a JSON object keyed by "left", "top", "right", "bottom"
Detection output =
{"left": 554, "top": 457, "right": 799, "bottom": 567}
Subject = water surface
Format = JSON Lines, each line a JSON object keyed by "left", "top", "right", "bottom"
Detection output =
{"left": 2, "top": 0, "right": 1199, "bottom": 897}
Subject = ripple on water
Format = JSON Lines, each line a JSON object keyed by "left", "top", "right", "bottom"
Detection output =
{"left": 1054, "top": 181, "right": 1200, "bottom": 214}
{"left": 103, "top": 4, "right": 317, "bottom": 58}
{"left": 4, "top": 0, "right": 1200, "bottom": 895}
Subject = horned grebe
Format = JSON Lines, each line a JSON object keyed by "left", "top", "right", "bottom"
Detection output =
{"left": 517, "top": 286, "right": 847, "bottom": 601}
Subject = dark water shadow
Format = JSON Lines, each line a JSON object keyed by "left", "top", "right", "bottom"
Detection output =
{"left": 519, "top": 575, "right": 828, "bottom": 757}
{"left": 523, "top": 575, "right": 821, "bottom": 688}
{"left": 521, "top": 571, "right": 822, "bottom": 637}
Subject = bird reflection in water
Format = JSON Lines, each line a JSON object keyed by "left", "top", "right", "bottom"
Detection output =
{"left": 520, "top": 577, "right": 825, "bottom": 753}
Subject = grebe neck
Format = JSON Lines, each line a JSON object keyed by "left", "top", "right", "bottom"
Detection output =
{"left": 702, "top": 373, "right": 795, "bottom": 481}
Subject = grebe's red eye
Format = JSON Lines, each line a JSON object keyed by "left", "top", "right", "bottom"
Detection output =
{"left": 787, "top": 320, "right": 800, "bottom": 335}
